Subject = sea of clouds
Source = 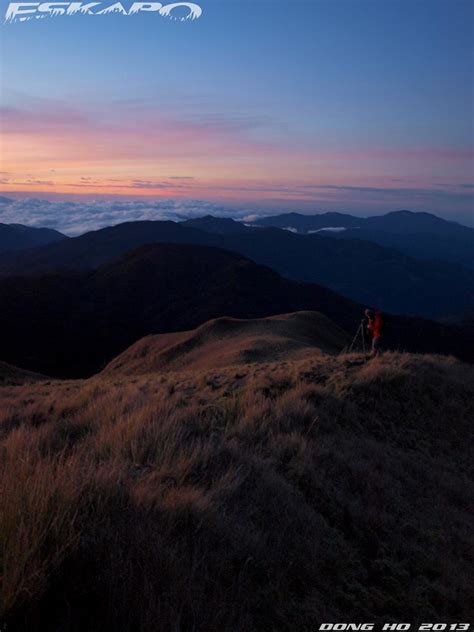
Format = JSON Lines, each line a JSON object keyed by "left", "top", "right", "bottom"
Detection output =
{"left": 0, "top": 197, "right": 258, "bottom": 236}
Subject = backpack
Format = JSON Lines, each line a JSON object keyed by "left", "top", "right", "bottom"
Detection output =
{"left": 375, "top": 311, "right": 386, "bottom": 336}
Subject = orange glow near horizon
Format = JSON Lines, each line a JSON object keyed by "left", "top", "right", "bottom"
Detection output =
{"left": 1, "top": 101, "right": 472, "bottom": 211}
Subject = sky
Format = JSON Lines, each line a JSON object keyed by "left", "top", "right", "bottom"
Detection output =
{"left": 0, "top": 0, "right": 473, "bottom": 231}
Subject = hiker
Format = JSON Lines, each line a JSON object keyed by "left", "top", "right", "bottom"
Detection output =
{"left": 364, "top": 308, "right": 385, "bottom": 356}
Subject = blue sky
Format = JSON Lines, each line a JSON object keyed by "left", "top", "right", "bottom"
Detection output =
{"left": 0, "top": 0, "right": 473, "bottom": 227}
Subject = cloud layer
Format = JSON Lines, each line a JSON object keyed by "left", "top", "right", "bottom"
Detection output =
{"left": 1, "top": 191, "right": 473, "bottom": 236}
{"left": 0, "top": 197, "right": 252, "bottom": 236}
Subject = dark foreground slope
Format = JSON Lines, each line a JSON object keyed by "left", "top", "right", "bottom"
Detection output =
{"left": 1, "top": 243, "right": 472, "bottom": 377}
{"left": 1, "top": 352, "right": 473, "bottom": 630}
{"left": 0, "top": 219, "right": 472, "bottom": 318}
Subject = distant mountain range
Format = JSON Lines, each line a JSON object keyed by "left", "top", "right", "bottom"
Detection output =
{"left": 251, "top": 210, "right": 474, "bottom": 269}
{"left": 1, "top": 243, "right": 472, "bottom": 378}
{"left": 0, "top": 222, "right": 66, "bottom": 254}
{"left": 0, "top": 215, "right": 472, "bottom": 319}
{"left": 252, "top": 209, "right": 471, "bottom": 234}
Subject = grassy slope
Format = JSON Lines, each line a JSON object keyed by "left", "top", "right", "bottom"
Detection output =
{"left": 102, "top": 311, "right": 350, "bottom": 376}
{"left": 0, "top": 351, "right": 473, "bottom": 630}
{"left": 0, "top": 361, "right": 48, "bottom": 386}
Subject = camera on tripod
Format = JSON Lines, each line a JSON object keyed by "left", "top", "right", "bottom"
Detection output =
{"left": 347, "top": 317, "right": 368, "bottom": 353}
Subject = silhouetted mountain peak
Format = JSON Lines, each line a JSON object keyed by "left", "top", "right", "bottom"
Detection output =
{"left": 181, "top": 215, "right": 250, "bottom": 234}
{"left": 0, "top": 222, "right": 67, "bottom": 255}
{"left": 364, "top": 210, "right": 467, "bottom": 234}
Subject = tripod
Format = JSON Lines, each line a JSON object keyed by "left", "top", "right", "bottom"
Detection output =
{"left": 348, "top": 319, "right": 366, "bottom": 353}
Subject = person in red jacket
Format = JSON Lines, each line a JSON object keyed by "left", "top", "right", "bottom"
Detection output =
{"left": 365, "top": 309, "right": 385, "bottom": 356}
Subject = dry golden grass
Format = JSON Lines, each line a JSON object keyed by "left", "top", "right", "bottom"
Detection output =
{"left": 103, "top": 311, "right": 350, "bottom": 376}
{"left": 0, "top": 351, "right": 473, "bottom": 630}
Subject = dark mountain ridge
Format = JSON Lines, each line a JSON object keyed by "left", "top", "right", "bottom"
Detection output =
{"left": 251, "top": 210, "right": 474, "bottom": 269}
{"left": 252, "top": 211, "right": 362, "bottom": 231}
{"left": 181, "top": 215, "right": 251, "bottom": 234}
{"left": 0, "top": 222, "right": 66, "bottom": 254}
{"left": 0, "top": 243, "right": 472, "bottom": 378}
{"left": 252, "top": 209, "right": 471, "bottom": 234}
{"left": 0, "top": 219, "right": 472, "bottom": 319}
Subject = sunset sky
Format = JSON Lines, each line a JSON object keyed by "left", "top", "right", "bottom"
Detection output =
{"left": 0, "top": 0, "right": 473, "bottom": 226}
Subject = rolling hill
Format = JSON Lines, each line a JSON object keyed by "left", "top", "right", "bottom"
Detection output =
{"left": 327, "top": 227, "right": 474, "bottom": 269}
{"left": 0, "top": 218, "right": 472, "bottom": 318}
{"left": 0, "top": 243, "right": 360, "bottom": 377}
{"left": 0, "top": 222, "right": 66, "bottom": 254}
{"left": 102, "top": 311, "right": 350, "bottom": 376}
{"left": 0, "top": 243, "right": 472, "bottom": 378}
{"left": 0, "top": 361, "right": 47, "bottom": 386}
